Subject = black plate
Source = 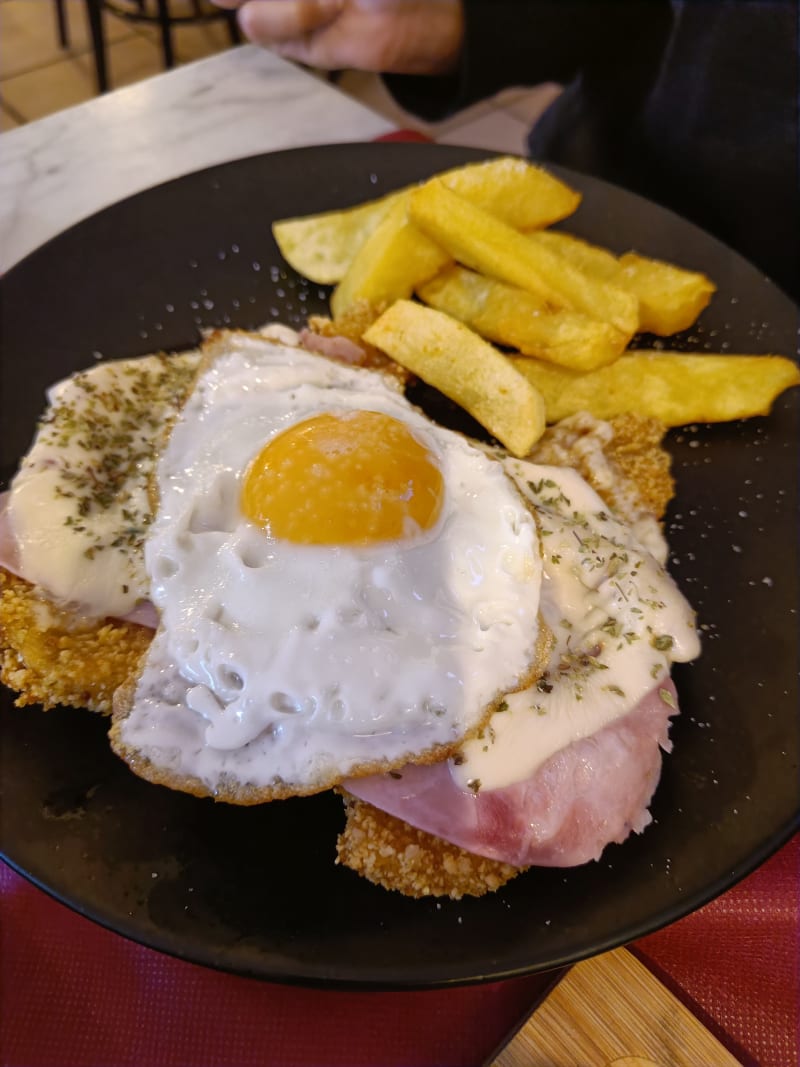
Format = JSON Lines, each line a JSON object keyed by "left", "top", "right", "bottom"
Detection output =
{"left": 1, "top": 143, "right": 798, "bottom": 989}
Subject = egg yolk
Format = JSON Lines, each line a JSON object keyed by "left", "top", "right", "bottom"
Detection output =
{"left": 241, "top": 411, "right": 445, "bottom": 545}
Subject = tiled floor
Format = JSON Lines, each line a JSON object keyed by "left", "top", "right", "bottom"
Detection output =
{"left": 0, "top": 0, "right": 559, "bottom": 152}
{"left": 0, "top": 0, "right": 237, "bottom": 127}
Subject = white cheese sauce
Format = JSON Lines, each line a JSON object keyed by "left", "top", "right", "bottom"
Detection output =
{"left": 450, "top": 461, "right": 701, "bottom": 793}
{"left": 7, "top": 353, "right": 199, "bottom": 618}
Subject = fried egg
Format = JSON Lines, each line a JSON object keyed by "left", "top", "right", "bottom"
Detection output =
{"left": 114, "top": 332, "right": 543, "bottom": 799}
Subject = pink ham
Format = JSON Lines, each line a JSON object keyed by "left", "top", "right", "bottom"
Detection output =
{"left": 120, "top": 600, "right": 159, "bottom": 629}
{"left": 297, "top": 328, "right": 409, "bottom": 384}
{"left": 344, "top": 680, "right": 678, "bottom": 868}
{"left": 298, "top": 328, "right": 366, "bottom": 365}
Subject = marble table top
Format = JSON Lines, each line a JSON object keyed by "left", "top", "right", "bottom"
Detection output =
{"left": 0, "top": 45, "right": 394, "bottom": 273}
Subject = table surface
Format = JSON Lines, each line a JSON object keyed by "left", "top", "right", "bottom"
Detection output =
{"left": 0, "top": 44, "right": 392, "bottom": 273}
{"left": 0, "top": 43, "right": 797, "bottom": 1067}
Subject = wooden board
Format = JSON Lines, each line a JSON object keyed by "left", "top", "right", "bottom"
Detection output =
{"left": 490, "top": 948, "right": 742, "bottom": 1066}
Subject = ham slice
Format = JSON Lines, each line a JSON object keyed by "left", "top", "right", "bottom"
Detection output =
{"left": 121, "top": 600, "right": 159, "bottom": 629}
{"left": 297, "top": 328, "right": 366, "bottom": 365}
{"left": 297, "top": 327, "right": 409, "bottom": 384}
{"left": 344, "top": 680, "right": 677, "bottom": 868}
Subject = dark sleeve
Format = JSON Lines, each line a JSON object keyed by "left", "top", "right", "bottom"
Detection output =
{"left": 384, "top": 0, "right": 600, "bottom": 121}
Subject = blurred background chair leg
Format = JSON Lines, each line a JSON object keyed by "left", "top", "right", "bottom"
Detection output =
{"left": 224, "top": 10, "right": 242, "bottom": 45}
{"left": 53, "top": 0, "right": 70, "bottom": 48}
{"left": 64, "top": 0, "right": 239, "bottom": 96}
{"left": 84, "top": 0, "right": 109, "bottom": 93}
{"left": 155, "top": 0, "right": 176, "bottom": 69}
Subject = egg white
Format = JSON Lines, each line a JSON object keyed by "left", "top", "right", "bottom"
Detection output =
{"left": 117, "top": 333, "right": 543, "bottom": 797}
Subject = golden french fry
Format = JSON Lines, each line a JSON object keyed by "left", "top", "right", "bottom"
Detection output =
{"left": 530, "top": 233, "right": 716, "bottom": 335}
{"left": 618, "top": 253, "right": 716, "bottom": 335}
{"left": 276, "top": 157, "right": 579, "bottom": 289}
{"left": 441, "top": 155, "right": 580, "bottom": 228}
{"left": 275, "top": 157, "right": 787, "bottom": 437}
{"left": 273, "top": 190, "right": 405, "bottom": 285}
{"left": 409, "top": 181, "right": 639, "bottom": 338}
{"left": 331, "top": 200, "right": 446, "bottom": 319}
{"left": 363, "top": 299, "right": 546, "bottom": 456}
{"left": 530, "top": 230, "right": 621, "bottom": 280}
{"left": 418, "top": 265, "right": 627, "bottom": 371}
{"left": 330, "top": 159, "right": 582, "bottom": 317}
{"left": 511, "top": 352, "right": 800, "bottom": 426}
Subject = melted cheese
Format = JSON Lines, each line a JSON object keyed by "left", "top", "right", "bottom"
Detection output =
{"left": 450, "top": 462, "right": 700, "bottom": 792}
{"left": 7, "top": 353, "right": 199, "bottom": 618}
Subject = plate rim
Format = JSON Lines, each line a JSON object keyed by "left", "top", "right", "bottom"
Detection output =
{"left": 1, "top": 140, "right": 798, "bottom": 989}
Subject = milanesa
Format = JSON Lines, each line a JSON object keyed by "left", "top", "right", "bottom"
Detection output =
{"left": 0, "top": 328, "right": 699, "bottom": 897}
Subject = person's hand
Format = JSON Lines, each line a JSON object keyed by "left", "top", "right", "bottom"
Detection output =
{"left": 211, "top": 0, "right": 464, "bottom": 75}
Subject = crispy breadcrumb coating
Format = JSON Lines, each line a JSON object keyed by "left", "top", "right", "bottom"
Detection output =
{"left": 528, "top": 410, "right": 674, "bottom": 519}
{"left": 605, "top": 412, "right": 674, "bottom": 518}
{"left": 0, "top": 569, "right": 152, "bottom": 715}
{"left": 308, "top": 300, "right": 383, "bottom": 342}
{"left": 336, "top": 793, "right": 522, "bottom": 899}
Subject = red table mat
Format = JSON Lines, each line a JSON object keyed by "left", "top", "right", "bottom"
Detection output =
{"left": 1, "top": 835, "right": 796, "bottom": 1067}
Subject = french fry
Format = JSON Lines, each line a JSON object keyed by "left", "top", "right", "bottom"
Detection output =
{"left": 417, "top": 265, "right": 628, "bottom": 371}
{"left": 273, "top": 190, "right": 405, "bottom": 285}
{"left": 530, "top": 230, "right": 621, "bottom": 280}
{"left": 529, "top": 232, "right": 715, "bottom": 335}
{"left": 273, "top": 158, "right": 798, "bottom": 439}
{"left": 331, "top": 200, "right": 446, "bottom": 319}
{"left": 618, "top": 253, "right": 716, "bottom": 335}
{"left": 276, "top": 157, "right": 581, "bottom": 288}
{"left": 441, "top": 156, "right": 580, "bottom": 228}
{"left": 408, "top": 181, "right": 639, "bottom": 338}
{"left": 510, "top": 352, "right": 800, "bottom": 426}
{"left": 364, "top": 300, "right": 546, "bottom": 456}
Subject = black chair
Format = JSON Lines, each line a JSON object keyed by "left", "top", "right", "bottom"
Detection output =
{"left": 53, "top": 0, "right": 71, "bottom": 48}
{"left": 57, "top": 0, "right": 242, "bottom": 93}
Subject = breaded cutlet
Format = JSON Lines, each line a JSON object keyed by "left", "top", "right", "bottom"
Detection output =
{"left": 0, "top": 569, "right": 153, "bottom": 715}
{"left": 337, "top": 792, "right": 522, "bottom": 899}
{"left": 530, "top": 410, "right": 674, "bottom": 519}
